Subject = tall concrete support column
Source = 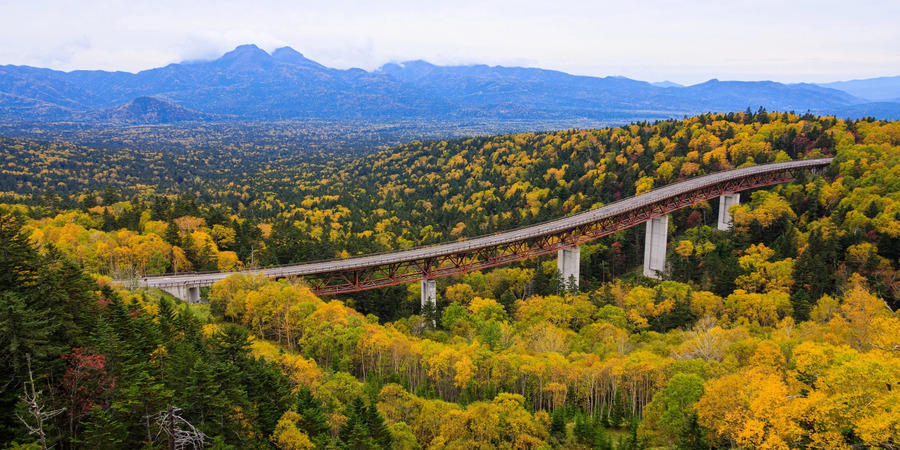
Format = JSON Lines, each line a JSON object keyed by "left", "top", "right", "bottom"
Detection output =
{"left": 421, "top": 279, "right": 437, "bottom": 310}
{"left": 717, "top": 193, "right": 741, "bottom": 231}
{"left": 557, "top": 246, "right": 581, "bottom": 291}
{"left": 643, "top": 215, "right": 669, "bottom": 279}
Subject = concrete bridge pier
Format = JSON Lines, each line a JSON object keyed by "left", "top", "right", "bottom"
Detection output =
{"left": 717, "top": 193, "right": 741, "bottom": 231}
{"left": 643, "top": 215, "right": 669, "bottom": 279}
{"left": 161, "top": 285, "right": 202, "bottom": 303}
{"left": 421, "top": 279, "right": 437, "bottom": 310}
{"left": 557, "top": 246, "right": 580, "bottom": 291}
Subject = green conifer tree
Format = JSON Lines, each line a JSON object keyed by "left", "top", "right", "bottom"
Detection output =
{"left": 550, "top": 408, "right": 566, "bottom": 443}
{"left": 594, "top": 425, "right": 613, "bottom": 450}
{"left": 622, "top": 418, "right": 643, "bottom": 450}
{"left": 573, "top": 411, "right": 595, "bottom": 446}
{"left": 340, "top": 396, "right": 376, "bottom": 449}
{"left": 609, "top": 390, "right": 626, "bottom": 428}
{"left": 365, "top": 396, "right": 392, "bottom": 449}
{"left": 164, "top": 220, "right": 181, "bottom": 246}
{"left": 79, "top": 406, "right": 127, "bottom": 448}
{"left": 296, "top": 386, "right": 329, "bottom": 446}
{"left": 677, "top": 411, "right": 709, "bottom": 450}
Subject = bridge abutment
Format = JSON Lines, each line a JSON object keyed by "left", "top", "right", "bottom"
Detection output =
{"left": 717, "top": 193, "right": 740, "bottom": 231}
{"left": 557, "top": 246, "right": 580, "bottom": 291}
{"left": 643, "top": 215, "right": 669, "bottom": 279}
{"left": 161, "top": 285, "right": 202, "bottom": 303}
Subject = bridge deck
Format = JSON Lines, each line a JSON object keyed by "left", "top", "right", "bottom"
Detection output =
{"left": 137, "top": 158, "right": 832, "bottom": 291}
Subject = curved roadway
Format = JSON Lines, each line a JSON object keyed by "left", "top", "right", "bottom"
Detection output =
{"left": 137, "top": 158, "right": 832, "bottom": 289}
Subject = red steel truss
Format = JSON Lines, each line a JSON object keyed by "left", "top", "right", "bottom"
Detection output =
{"left": 304, "top": 163, "right": 826, "bottom": 295}
{"left": 135, "top": 159, "right": 831, "bottom": 295}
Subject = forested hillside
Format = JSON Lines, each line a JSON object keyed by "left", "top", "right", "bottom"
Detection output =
{"left": 1, "top": 111, "right": 899, "bottom": 448}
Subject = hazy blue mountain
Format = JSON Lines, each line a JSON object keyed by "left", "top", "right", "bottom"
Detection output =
{"left": 819, "top": 75, "right": 900, "bottom": 102}
{"left": 0, "top": 44, "right": 896, "bottom": 124}
{"left": 0, "top": 91, "right": 74, "bottom": 120}
{"left": 651, "top": 81, "right": 683, "bottom": 88}
{"left": 85, "top": 96, "right": 213, "bottom": 123}
{"left": 673, "top": 80, "right": 861, "bottom": 112}
{"left": 828, "top": 102, "right": 900, "bottom": 121}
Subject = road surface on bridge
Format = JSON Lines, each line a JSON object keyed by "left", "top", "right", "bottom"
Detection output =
{"left": 134, "top": 158, "right": 832, "bottom": 293}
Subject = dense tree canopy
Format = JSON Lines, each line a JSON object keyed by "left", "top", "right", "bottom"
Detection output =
{"left": 2, "top": 111, "right": 900, "bottom": 448}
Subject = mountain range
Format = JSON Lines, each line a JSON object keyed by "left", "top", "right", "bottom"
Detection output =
{"left": 1, "top": 44, "right": 898, "bottom": 124}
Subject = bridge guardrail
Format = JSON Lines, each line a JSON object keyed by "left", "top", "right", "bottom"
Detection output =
{"left": 131, "top": 157, "right": 833, "bottom": 288}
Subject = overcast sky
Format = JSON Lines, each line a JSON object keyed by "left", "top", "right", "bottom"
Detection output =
{"left": 2, "top": 0, "right": 898, "bottom": 85}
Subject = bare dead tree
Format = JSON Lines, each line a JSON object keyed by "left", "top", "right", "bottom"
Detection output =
{"left": 675, "top": 316, "right": 727, "bottom": 362}
{"left": 17, "top": 354, "right": 65, "bottom": 450}
{"left": 152, "top": 405, "right": 208, "bottom": 450}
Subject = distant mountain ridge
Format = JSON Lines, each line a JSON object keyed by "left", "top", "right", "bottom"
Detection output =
{"left": 85, "top": 96, "right": 212, "bottom": 123}
{"left": 818, "top": 76, "right": 900, "bottom": 102}
{"left": 0, "top": 44, "right": 898, "bottom": 124}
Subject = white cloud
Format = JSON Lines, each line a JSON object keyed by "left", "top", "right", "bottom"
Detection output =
{"left": 0, "top": 0, "right": 897, "bottom": 84}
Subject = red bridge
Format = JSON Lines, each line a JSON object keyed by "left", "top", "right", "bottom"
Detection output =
{"left": 136, "top": 158, "right": 832, "bottom": 303}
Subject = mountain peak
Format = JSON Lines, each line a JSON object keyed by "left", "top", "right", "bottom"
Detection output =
{"left": 651, "top": 80, "right": 683, "bottom": 88}
{"left": 225, "top": 43, "right": 267, "bottom": 55}
{"left": 212, "top": 44, "right": 274, "bottom": 71}
{"left": 272, "top": 46, "right": 324, "bottom": 69}
{"left": 218, "top": 44, "right": 272, "bottom": 62}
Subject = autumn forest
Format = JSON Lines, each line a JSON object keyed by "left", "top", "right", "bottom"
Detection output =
{"left": 2, "top": 111, "right": 900, "bottom": 449}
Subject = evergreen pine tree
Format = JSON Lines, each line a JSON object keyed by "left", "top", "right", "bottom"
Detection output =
{"left": 239, "top": 357, "right": 293, "bottom": 438}
{"left": 205, "top": 207, "right": 227, "bottom": 227}
{"left": 422, "top": 299, "right": 439, "bottom": 328}
{"left": 81, "top": 191, "right": 98, "bottom": 211}
{"left": 532, "top": 263, "right": 551, "bottom": 296}
{"left": 173, "top": 304, "right": 203, "bottom": 347}
{"left": 164, "top": 220, "right": 181, "bottom": 246}
{"left": 0, "top": 211, "right": 39, "bottom": 293}
{"left": 340, "top": 396, "right": 376, "bottom": 449}
{"left": 78, "top": 406, "right": 127, "bottom": 448}
{"left": 550, "top": 408, "right": 566, "bottom": 442}
{"left": 365, "top": 396, "right": 392, "bottom": 449}
{"left": 180, "top": 358, "right": 227, "bottom": 437}
{"left": 677, "top": 411, "right": 709, "bottom": 450}
{"left": 101, "top": 207, "right": 116, "bottom": 232}
{"left": 157, "top": 297, "right": 176, "bottom": 338}
{"left": 790, "top": 289, "right": 813, "bottom": 322}
{"left": 609, "top": 390, "right": 625, "bottom": 428}
{"left": 101, "top": 185, "right": 119, "bottom": 205}
{"left": 172, "top": 193, "right": 199, "bottom": 218}
{"left": 499, "top": 290, "right": 517, "bottom": 313}
{"left": 0, "top": 291, "right": 55, "bottom": 441}
{"left": 296, "top": 386, "right": 329, "bottom": 446}
{"left": 211, "top": 324, "right": 251, "bottom": 364}
{"left": 110, "top": 370, "right": 172, "bottom": 446}
{"left": 182, "top": 231, "right": 199, "bottom": 270}
{"left": 0, "top": 212, "right": 68, "bottom": 441}
{"left": 554, "top": 269, "right": 564, "bottom": 294}
{"left": 594, "top": 425, "right": 613, "bottom": 450}
{"left": 573, "top": 412, "right": 595, "bottom": 446}
{"left": 198, "top": 239, "right": 216, "bottom": 271}
{"left": 53, "top": 259, "right": 99, "bottom": 343}
{"left": 150, "top": 195, "right": 171, "bottom": 221}
{"left": 793, "top": 228, "right": 837, "bottom": 314}
{"left": 622, "top": 418, "right": 643, "bottom": 450}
